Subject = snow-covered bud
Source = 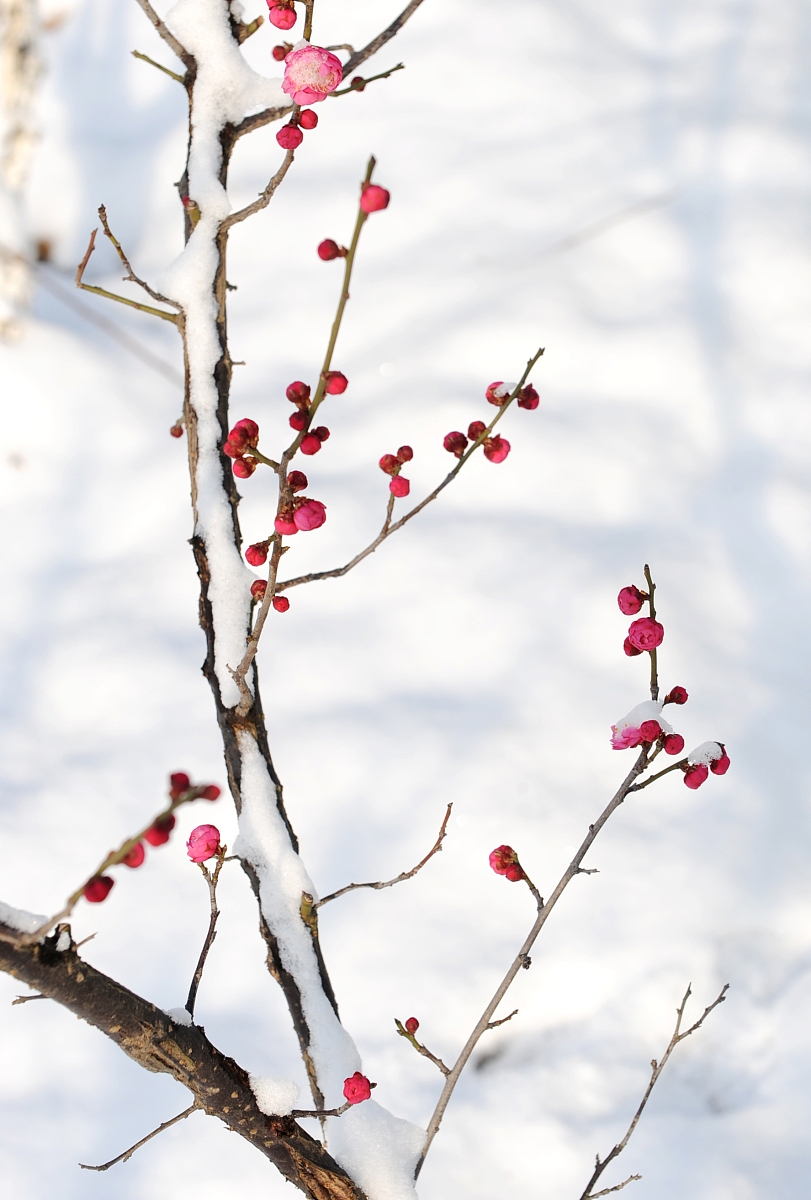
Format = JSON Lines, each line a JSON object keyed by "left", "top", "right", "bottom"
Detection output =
{"left": 639, "top": 720, "right": 661, "bottom": 742}
{"left": 169, "top": 772, "right": 191, "bottom": 798}
{"left": 317, "top": 238, "right": 345, "bottom": 260}
{"left": 323, "top": 370, "right": 348, "bottom": 394}
{"left": 277, "top": 122, "right": 303, "bottom": 150}
{"left": 170, "top": 423, "right": 184, "bottom": 438}
{"left": 390, "top": 476, "right": 410, "bottom": 498}
{"left": 379, "top": 453, "right": 399, "bottom": 475}
{"left": 467, "top": 420, "right": 486, "bottom": 440}
{"left": 360, "top": 183, "right": 390, "bottom": 213}
{"left": 664, "top": 686, "right": 688, "bottom": 705}
{"left": 233, "top": 457, "right": 257, "bottom": 479}
{"left": 483, "top": 435, "right": 510, "bottom": 463}
{"left": 251, "top": 580, "right": 267, "bottom": 601}
{"left": 623, "top": 637, "right": 643, "bottom": 657}
{"left": 627, "top": 617, "right": 664, "bottom": 652}
{"left": 275, "top": 510, "right": 299, "bottom": 536}
{"left": 289, "top": 411, "right": 307, "bottom": 431}
{"left": 294, "top": 499, "right": 327, "bottom": 531}
{"left": 485, "top": 381, "right": 512, "bottom": 406}
{"left": 300, "top": 433, "right": 323, "bottom": 455}
{"left": 444, "top": 431, "right": 468, "bottom": 457}
{"left": 397, "top": 445, "right": 413, "bottom": 463}
{"left": 617, "top": 585, "right": 645, "bottom": 615}
{"left": 187, "top": 824, "right": 221, "bottom": 863}
{"left": 145, "top": 814, "right": 176, "bottom": 846}
{"left": 299, "top": 109, "right": 318, "bottom": 130}
{"left": 404, "top": 1017, "right": 419, "bottom": 1035}
{"left": 286, "top": 380, "right": 311, "bottom": 406}
{"left": 489, "top": 845, "right": 525, "bottom": 881}
{"left": 272, "top": 42, "right": 293, "bottom": 62}
{"left": 343, "top": 1073, "right": 373, "bottom": 1104}
{"left": 267, "top": 2, "right": 296, "bottom": 31}
{"left": 122, "top": 842, "right": 145, "bottom": 869}
{"left": 711, "top": 749, "right": 730, "bottom": 775}
{"left": 200, "top": 785, "right": 221, "bottom": 801}
{"left": 287, "top": 470, "right": 308, "bottom": 492}
{"left": 273, "top": 595, "right": 290, "bottom": 613}
{"left": 84, "top": 876, "right": 114, "bottom": 903}
{"left": 517, "top": 384, "right": 539, "bottom": 410}
{"left": 282, "top": 44, "right": 343, "bottom": 105}
{"left": 663, "top": 734, "right": 685, "bottom": 755}
{"left": 683, "top": 764, "right": 709, "bottom": 789}
{"left": 246, "top": 541, "right": 270, "bottom": 567}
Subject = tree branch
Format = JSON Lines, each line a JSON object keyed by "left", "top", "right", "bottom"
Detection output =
{"left": 185, "top": 849, "right": 227, "bottom": 1020}
{"left": 220, "top": 147, "right": 297, "bottom": 232}
{"left": 79, "top": 1104, "right": 200, "bottom": 1171}
{"left": 132, "top": 49, "right": 185, "bottom": 83}
{"left": 343, "top": 0, "right": 427, "bottom": 76}
{"left": 133, "top": 0, "right": 193, "bottom": 70}
{"left": 578, "top": 984, "right": 728, "bottom": 1200}
{"left": 75, "top": 228, "right": 179, "bottom": 325}
{"left": 97, "top": 205, "right": 182, "bottom": 310}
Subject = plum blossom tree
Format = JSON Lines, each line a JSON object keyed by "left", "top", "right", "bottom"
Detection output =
{"left": 0, "top": 4, "right": 730, "bottom": 1199}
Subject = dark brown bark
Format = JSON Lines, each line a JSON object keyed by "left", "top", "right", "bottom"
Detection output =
{"left": 0, "top": 925, "right": 364, "bottom": 1200}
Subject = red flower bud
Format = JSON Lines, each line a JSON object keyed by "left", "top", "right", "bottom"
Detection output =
{"left": 251, "top": 579, "right": 267, "bottom": 601}
{"left": 623, "top": 636, "right": 643, "bottom": 657}
{"left": 298, "top": 109, "right": 318, "bottom": 130}
{"left": 246, "top": 541, "right": 270, "bottom": 567}
{"left": 170, "top": 423, "right": 184, "bottom": 438}
{"left": 277, "top": 122, "right": 303, "bottom": 150}
{"left": 273, "top": 595, "right": 290, "bottom": 613}
{"left": 489, "top": 845, "right": 524, "bottom": 880}
{"left": 404, "top": 1017, "right": 420, "bottom": 1035}
{"left": 313, "top": 426, "right": 330, "bottom": 442}
{"left": 485, "top": 381, "right": 511, "bottom": 406}
{"left": 684, "top": 763, "right": 709, "bottom": 789}
{"left": 272, "top": 43, "right": 292, "bottom": 62}
{"left": 294, "top": 498, "right": 327, "bottom": 531}
{"left": 122, "top": 842, "right": 145, "bottom": 869}
{"left": 187, "top": 824, "right": 221, "bottom": 863}
{"left": 300, "top": 433, "right": 323, "bottom": 455}
{"left": 318, "top": 238, "right": 344, "bottom": 260}
{"left": 343, "top": 1073, "right": 372, "bottom": 1104}
{"left": 379, "top": 453, "right": 399, "bottom": 475}
{"left": 323, "top": 370, "right": 348, "bottom": 394}
{"left": 286, "top": 380, "right": 311, "bottom": 405}
{"left": 639, "top": 720, "right": 661, "bottom": 742}
{"left": 711, "top": 750, "right": 730, "bottom": 775}
{"left": 228, "top": 418, "right": 259, "bottom": 450}
{"left": 145, "top": 814, "right": 176, "bottom": 846}
{"left": 350, "top": 77, "right": 366, "bottom": 91}
{"left": 617, "top": 585, "right": 645, "bottom": 615}
{"left": 289, "top": 411, "right": 307, "bottom": 431}
{"left": 483, "top": 435, "right": 510, "bottom": 463}
{"left": 287, "top": 470, "right": 308, "bottom": 492}
{"left": 390, "top": 476, "right": 410, "bottom": 498}
{"left": 84, "top": 876, "right": 114, "bottom": 903}
{"left": 275, "top": 510, "right": 299, "bottom": 536}
{"left": 169, "top": 772, "right": 191, "bottom": 797}
{"left": 200, "top": 784, "right": 221, "bottom": 801}
{"left": 233, "top": 457, "right": 257, "bottom": 478}
{"left": 268, "top": 4, "right": 296, "bottom": 32}
{"left": 467, "top": 420, "right": 486, "bottom": 440}
{"left": 504, "top": 862, "right": 526, "bottom": 882}
{"left": 360, "top": 183, "right": 390, "bottom": 213}
{"left": 444, "top": 431, "right": 468, "bottom": 457}
{"left": 663, "top": 734, "right": 685, "bottom": 756}
{"left": 664, "top": 686, "right": 688, "bottom": 705}
{"left": 517, "top": 384, "right": 539, "bottom": 410}
{"left": 395, "top": 445, "right": 413, "bottom": 463}
{"left": 627, "top": 617, "right": 664, "bottom": 652}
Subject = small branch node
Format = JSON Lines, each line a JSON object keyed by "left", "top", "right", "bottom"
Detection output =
{"left": 486, "top": 1009, "right": 518, "bottom": 1031}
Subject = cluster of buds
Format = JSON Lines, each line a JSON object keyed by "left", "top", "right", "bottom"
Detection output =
{"left": 250, "top": 578, "right": 290, "bottom": 613}
{"left": 186, "top": 824, "right": 222, "bottom": 863}
{"left": 224, "top": 418, "right": 261, "bottom": 478}
{"left": 617, "top": 584, "right": 664, "bottom": 655}
{"left": 486, "top": 381, "right": 539, "bottom": 410}
{"left": 343, "top": 1072, "right": 373, "bottom": 1105}
{"left": 282, "top": 43, "right": 343, "bottom": 105}
{"left": 611, "top": 699, "right": 685, "bottom": 755}
{"left": 683, "top": 742, "right": 731, "bottom": 789}
{"left": 276, "top": 107, "right": 319, "bottom": 151}
{"left": 267, "top": 0, "right": 296, "bottom": 31}
{"left": 275, "top": 497, "right": 327, "bottom": 536}
{"left": 83, "top": 773, "right": 221, "bottom": 903}
{"left": 444, "top": 422, "right": 510, "bottom": 464}
{"left": 489, "top": 844, "right": 526, "bottom": 883}
{"left": 287, "top": 377, "right": 346, "bottom": 436}
{"left": 379, "top": 446, "right": 413, "bottom": 497}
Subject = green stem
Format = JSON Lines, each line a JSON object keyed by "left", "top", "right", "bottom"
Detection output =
{"left": 644, "top": 563, "right": 658, "bottom": 701}
{"left": 76, "top": 282, "right": 178, "bottom": 324}
{"left": 131, "top": 50, "right": 185, "bottom": 84}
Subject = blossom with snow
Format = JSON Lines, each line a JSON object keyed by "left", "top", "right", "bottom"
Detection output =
{"left": 343, "top": 1072, "right": 373, "bottom": 1104}
{"left": 186, "top": 824, "right": 221, "bottom": 863}
{"left": 486, "top": 381, "right": 513, "bottom": 406}
{"left": 626, "top": 616, "right": 664, "bottom": 652}
{"left": 611, "top": 700, "right": 673, "bottom": 750}
{"left": 282, "top": 44, "right": 343, "bottom": 105}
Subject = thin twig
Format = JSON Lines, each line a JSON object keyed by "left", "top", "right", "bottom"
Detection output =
{"left": 277, "top": 347, "right": 545, "bottom": 595}
{"left": 628, "top": 758, "right": 687, "bottom": 792}
{"left": 644, "top": 564, "right": 658, "bottom": 701}
{"left": 79, "top": 1103, "right": 200, "bottom": 1171}
{"left": 577, "top": 984, "right": 728, "bottom": 1200}
{"left": 330, "top": 63, "right": 405, "bottom": 96}
{"left": 98, "top": 205, "right": 182, "bottom": 310}
{"left": 588, "top": 1175, "right": 642, "bottom": 1197}
{"left": 343, "top": 0, "right": 426, "bottom": 76}
{"left": 416, "top": 746, "right": 655, "bottom": 1173}
{"left": 185, "top": 848, "right": 227, "bottom": 1020}
{"left": 220, "top": 147, "right": 297, "bottom": 231}
{"left": 12, "top": 992, "right": 45, "bottom": 1005}
{"left": 395, "top": 1019, "right": 451, "bottom": 1075}
{"left": 486, "top": 1009, "right": 518, "bottom": 1030}
{"left": 131, "top": 49, "right": 184, "bottom": 83}
{"left": 290, "top": 1101, "right": 351, "bottom": 1119}
{"left": 133, "top": 0, "right": 192, "bottom": 68}
{"left": 75, "top": 229, "right": 179, "bottom": 325}
{"left": 315, "top": 803, "right": 452, "bottom": 909}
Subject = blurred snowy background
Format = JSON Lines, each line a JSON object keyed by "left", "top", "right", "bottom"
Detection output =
{"left": 1, "top": 0, "right": 810, "bottom": 1196}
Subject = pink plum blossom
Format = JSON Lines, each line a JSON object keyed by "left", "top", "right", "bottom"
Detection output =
{"left": 276, "top": 123, "right": 303, "bottom": 150}
{"left": 639, "top": 719, "right": 661, "bottom": 742}
{"left": 711, "top": 750, "right": 731, "bottom": 775}
{"left": 275, "top": 511, "right": 299, "bottom": 536}
{"left": 360, "top": 184, "right": 390, "bottom": 213}
{"left": 267, "top": 3, "right": 297, "bottom": 31}
{"left": 272, "top": 595, "right": 290, "bottom": 613}
{"left": 250, "top": 580, "right": 267, "bottom": 601}
{"left": 627, "top": 617, "right": 664, "bottom": 652}
{"left": 611, "top": 725, "right": 643, "bottom": 750}
{"left": 489, "top": 845, "right": 525, "bottom": 881}
{"left": 282, "top": 45, "right": 343, "bottom": 106}
{"left": 187, "top": 824, "right": 221, "bottom": 863}
{"left": 293, "top": 499, "right": 327, "bottom": 531}
{"left": 663, "top": 734, "right": 685, "bottom": 755}
{"left": 122, "top": 842, "right": 145, "bottom": 869}
{"left": 617, "top": 585, "right": 644, "bottom": 615}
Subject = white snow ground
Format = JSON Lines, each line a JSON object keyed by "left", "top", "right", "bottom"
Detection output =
{"left": 1, "top": 1, "right": 810, "bottom": 1198}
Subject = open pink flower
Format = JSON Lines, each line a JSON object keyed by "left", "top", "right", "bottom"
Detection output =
{"left": 282, "top": 44, "right": 343, "bottom": 105}
{"left": 611, "top": 725, "right": 643, "bottom": 750}
{"left": 343, "top": 1072, "right": 372, "bottom": 1105}
{"left": 187, "top": 824, "right": 221, "bottom": 863}
{"left": 293, "top": 498, "right": 327, "bottom": 531}
{"left": 627, "top": 617, "right": 664, "bottom": 652}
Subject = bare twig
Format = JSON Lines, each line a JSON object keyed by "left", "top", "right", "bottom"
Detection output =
{"left": 343, "top": 0, "right": 427, "bottom": 76}
{"left": 644, "top": 564, "right": 658, "bottom": 701}
{"left": 133, "top": 0, "right": 193, "bottom": 68}
{"left": 220, "top": 147, "right": 297, "bottom": 232}
{"left": 290, "top": 1101, "right": 351, "bottom": 1119}
{"left": 577, "top": 984, "right": 728, "bottom": 1200}
{"left": 315, "top": 803, "right": 452, "bottom": 909}
{"left": 486, "top": 1009, "right": 518, "bottom": 1030}
{"left": 185, "top": 848, "right": 227, "bottom": 1020}
{"left": 97, "top": 205, "right": 182, "bottom": 310}
{"left": 75, "top": 229, "right": 179, "bottom": 325}
{"left": 331, "top": 63, "right": 405, "bottom": 96}
{"left": 132, "top": 49, "right": 184, "bottom": 83}
{"left": 395, "top": 1019, "right": 451, "bottom": 1075}
{"left": 416, "top": 746, "right": 656, "bottom": 1172}
{"left": 235, "top": 14, "right": 264, "bottom": 43}
{"left": 628, "top": 758, "right": 687, "bottom": 792}
{"left": 277, "top": 348, "right": 545, "bottom": 596}
{"left": 588, "top": 1175, "right": 642, "bottom": 1197}
{"left": 12, "top": 992, "right": 45, "bottom": 1005}
{"left": 79, "top": 1104, "right": 200, "bottom": 1171}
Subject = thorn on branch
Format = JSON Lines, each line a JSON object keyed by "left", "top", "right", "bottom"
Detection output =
{"left": 12, "top": 992, "right": 45, "bottom": 1005}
